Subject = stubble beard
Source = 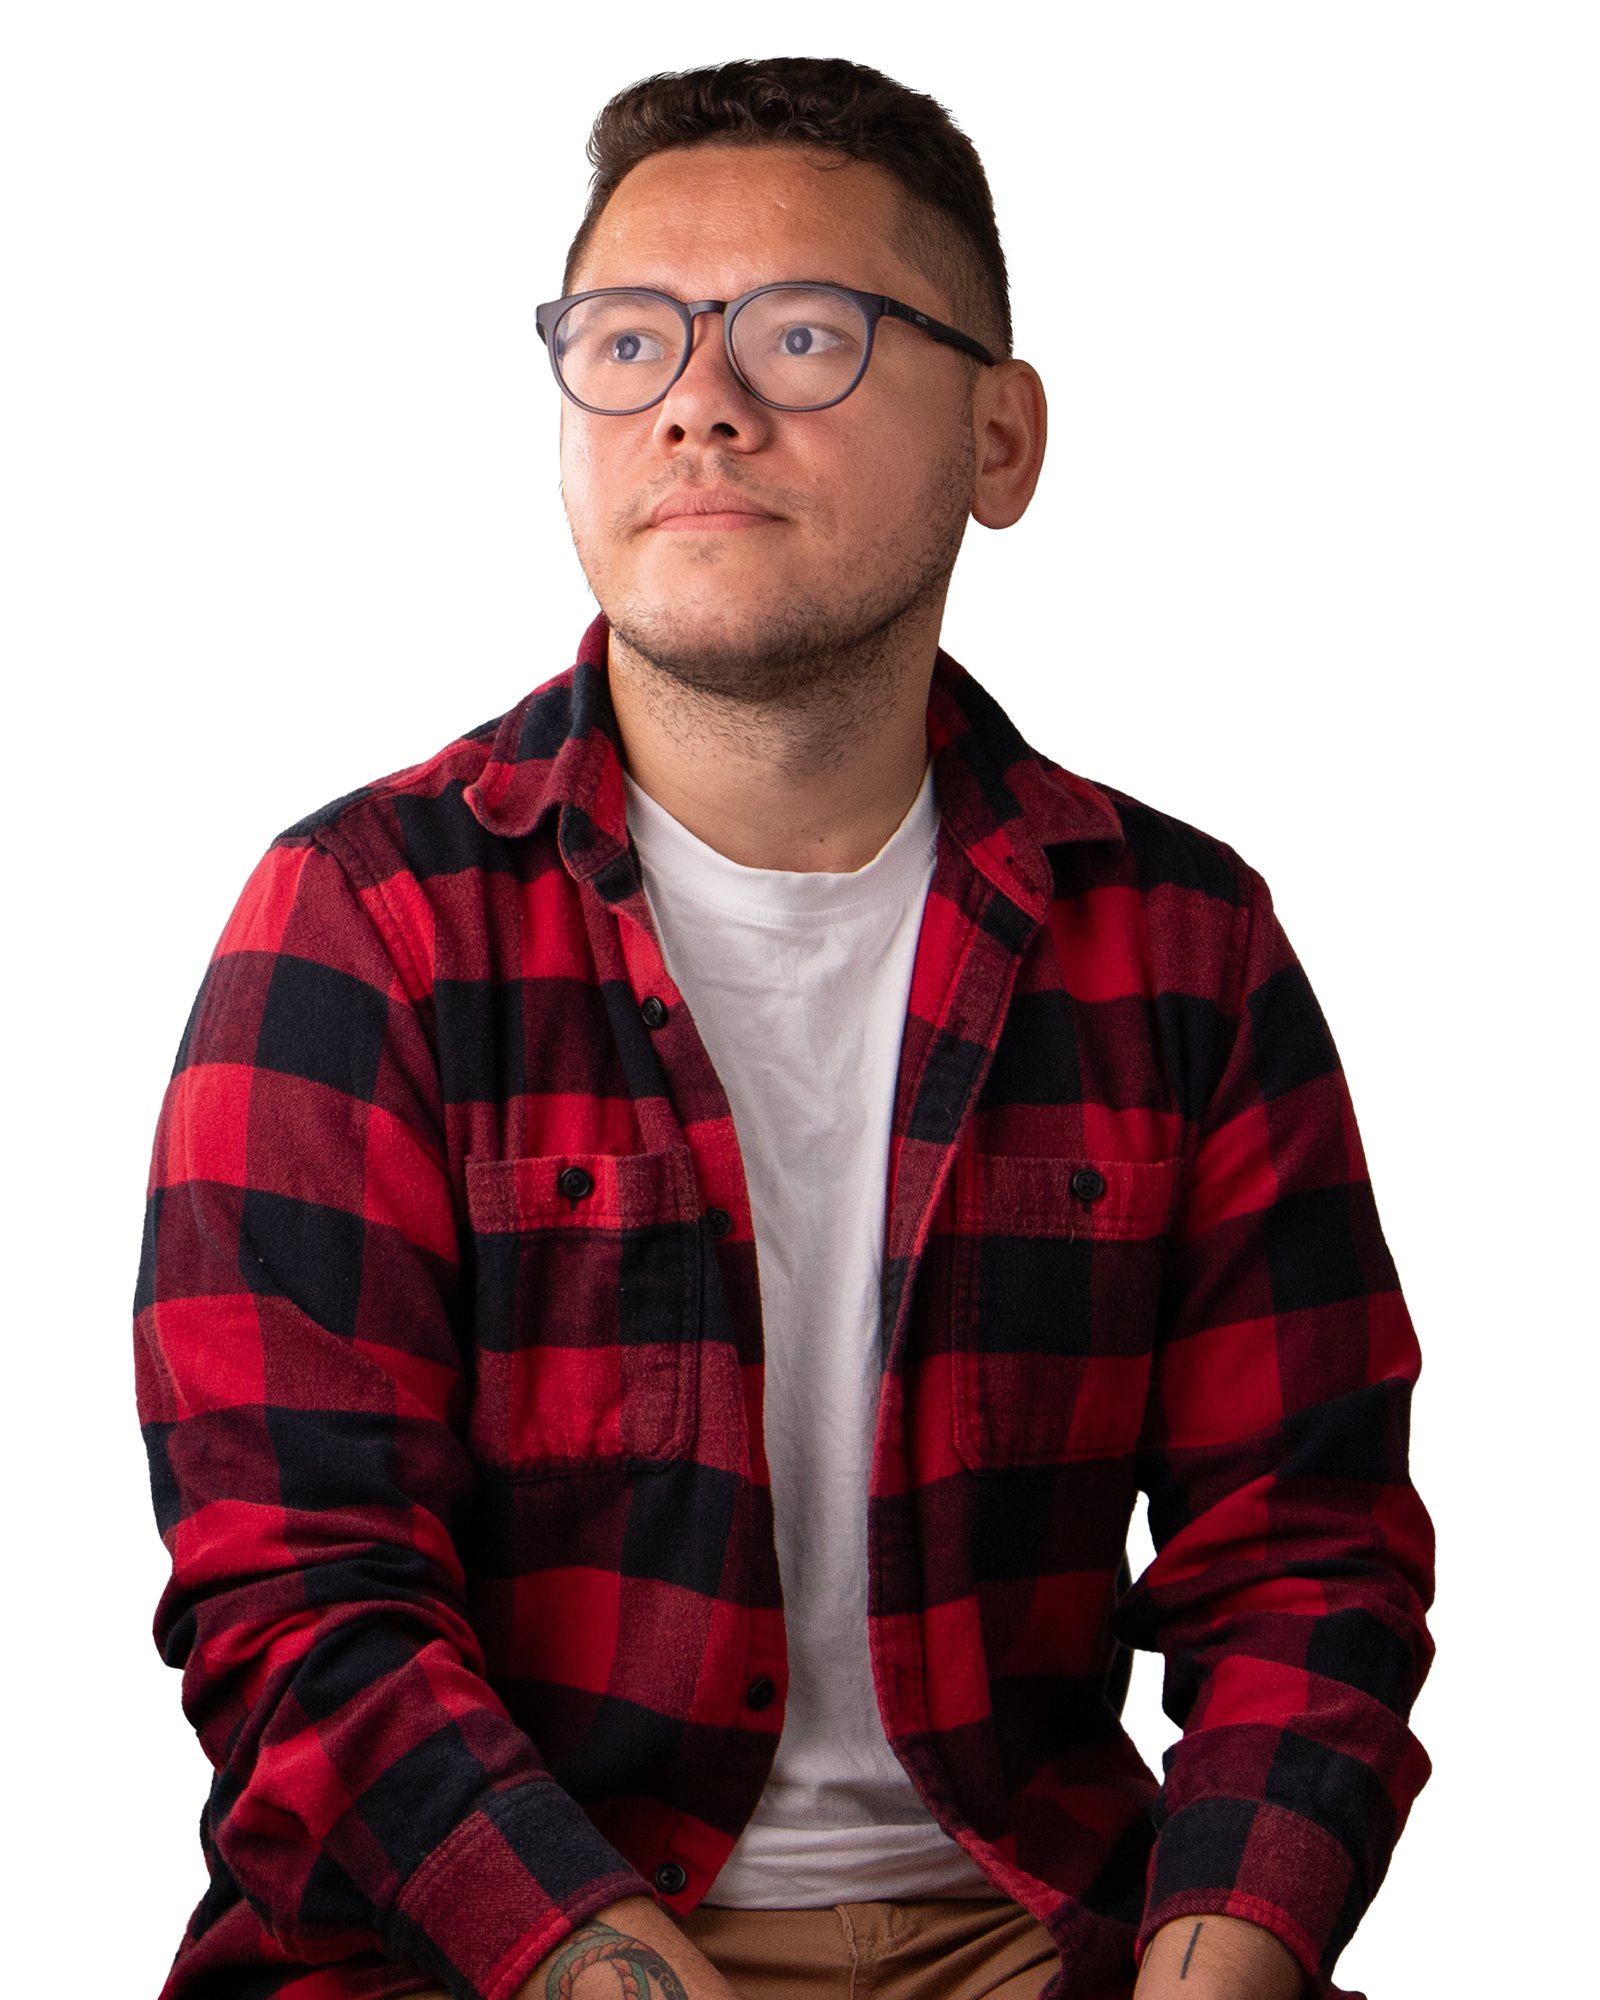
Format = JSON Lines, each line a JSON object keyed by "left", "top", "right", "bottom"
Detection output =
{"left": 579, "top": 434, "right": 976, "bottom": 771}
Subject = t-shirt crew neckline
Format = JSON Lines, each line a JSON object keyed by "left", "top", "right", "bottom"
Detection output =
{"left": 621, "top": 764, "right": 940, "bottom": 922}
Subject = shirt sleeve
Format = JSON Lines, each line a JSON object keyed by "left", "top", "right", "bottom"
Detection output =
{"left": 1117, "top": 865, "right": 1435, "bottom": 1992}
{"left": 135, "top": 834, "right": 648, "bottom": 2000}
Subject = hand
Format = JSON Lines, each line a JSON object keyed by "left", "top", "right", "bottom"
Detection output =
{"left": 1133, "top": 1915, "right": 1304, "bottom": 1999}
{"left": 514, "top": 1897, "right": 740, "bottom": 2000}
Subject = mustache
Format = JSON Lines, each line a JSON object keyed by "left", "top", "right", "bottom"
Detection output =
{"left": 612, "top": 456, "right": 821, "bottom": 536}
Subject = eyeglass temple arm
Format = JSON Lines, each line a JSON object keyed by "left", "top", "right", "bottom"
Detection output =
{"left": 879, "top": 297, "right": 995, "bottom": 367}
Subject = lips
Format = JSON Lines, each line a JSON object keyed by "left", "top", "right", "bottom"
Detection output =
{"left": 647, "top": 489, "right": 781, "bottom": 532}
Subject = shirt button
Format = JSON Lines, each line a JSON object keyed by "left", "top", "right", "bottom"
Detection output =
{"left": 706, "top": 1208, "right": 732, "bottom": 1240}
{"left": 640, "top": 996, "right": 668, "bottom": 1030}
{"left": 1071, "top": 1167, "right": 1107, "bottom": 1203}
{"left": 745, "top": 1676, "right": 777, "bottom": 1712}
{"left": 653, "top": 1861, "right": 688, "bottom": 1896}
{"left": 557, "top": 1166, "right": 595, "bottom": 1202}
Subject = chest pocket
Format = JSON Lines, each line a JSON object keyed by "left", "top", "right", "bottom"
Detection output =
{"left": 951, "top": 1152, "right": 1181, "bottom": 1471}
{"left": 466, "top": 1147, "right": 702, "bottom": 1475}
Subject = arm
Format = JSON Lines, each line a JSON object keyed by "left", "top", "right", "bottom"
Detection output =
{"left": 1119, "top": 867, "right": 1434, "bottom": 1988}
{"left": 517, "top": 1899, "right": 736, "bottom": 2000}
{"left": 137, "top": 835, "right": 648, "bottom": 1996}
{"left": 1135, "top": 1916, "right": 1303, "bottom": 1999}
{"left": 410, "top": 1896, "right": 737, "bottom": 2000}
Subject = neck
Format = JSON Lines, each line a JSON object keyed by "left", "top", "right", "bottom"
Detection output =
{"left": 606, "top": 608, "right": 942, "bottom": 874}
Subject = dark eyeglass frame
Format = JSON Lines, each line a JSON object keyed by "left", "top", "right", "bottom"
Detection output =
{"left": 535, "top": 281, "right": 995, "bottom": 416}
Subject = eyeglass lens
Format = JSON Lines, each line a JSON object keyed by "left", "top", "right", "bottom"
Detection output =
{"left": 553, "top": 287, "right": 871, "bottom": 414}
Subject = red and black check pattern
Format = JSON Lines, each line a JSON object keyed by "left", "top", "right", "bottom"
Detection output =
{"left": 137, "top": 617, "right": 1433, "bottom": 2000}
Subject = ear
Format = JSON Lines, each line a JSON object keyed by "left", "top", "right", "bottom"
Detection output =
{"left": 970, "top": 359, "right": 1048, "bottom": 530}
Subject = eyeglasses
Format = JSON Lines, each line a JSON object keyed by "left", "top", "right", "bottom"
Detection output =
{"left": 535, "top": 282, "right": 995, "bottom": 416}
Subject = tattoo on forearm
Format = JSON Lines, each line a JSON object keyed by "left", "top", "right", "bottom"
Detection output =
{"left": 546, "top": 1921, "right": 691, "bottom": 2000}
{"left": 1178, "top": 1922, "right": 1203, "bottom": 1980}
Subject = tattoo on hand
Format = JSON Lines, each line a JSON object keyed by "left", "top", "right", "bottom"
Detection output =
{"left": 1178, "top": 1921, "right": 1203, "bottom": 1980}
{"left": 546, "top": 1921, "right": 691, "bottom": 2000}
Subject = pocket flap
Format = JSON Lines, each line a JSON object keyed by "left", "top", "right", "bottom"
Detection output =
{"left": 955, "top": 1153, "right": 1182, "bottom": 1243}
{"left": 466, "top": 1146, "right": 704, "bottom": 1235}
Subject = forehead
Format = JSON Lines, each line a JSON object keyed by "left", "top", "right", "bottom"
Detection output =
{"left": 572, "top": 143, "right": 928, "bottom": 303}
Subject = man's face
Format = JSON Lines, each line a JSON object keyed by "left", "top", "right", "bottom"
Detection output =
{"left": 559, "top": 144, "right": 985, "bottom": 700}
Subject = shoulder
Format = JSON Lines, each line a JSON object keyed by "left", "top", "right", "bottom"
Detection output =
{"left": 1024, "top": 766, "right": 1279, "bottom": 1037}
{"left": 273, "top": 715, "right": 505, "bottom": 853}
{"left": 270, "top": 669, "right": 582, "bottom": 880}
{"left": 1039, "top": 760, "right": 1259, "bottom": 914}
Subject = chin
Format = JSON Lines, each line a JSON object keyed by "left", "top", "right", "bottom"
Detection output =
{"left": 611, "top": 601, "right": 793, "bottom": 676}
{"left": 609, "top": 570, "right": 817, "bottom": 666}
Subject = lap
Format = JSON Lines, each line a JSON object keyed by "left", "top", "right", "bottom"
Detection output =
{"left": 406, "top": 1901, "right": 1133, "bottom": 2000}
{"left": 679, "top": 1898, "right": 1130, "bottom": 2000}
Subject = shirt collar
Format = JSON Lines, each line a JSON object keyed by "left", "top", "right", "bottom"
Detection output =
{"left": 465, "top": 614, "right": 1124, "bottom": 913}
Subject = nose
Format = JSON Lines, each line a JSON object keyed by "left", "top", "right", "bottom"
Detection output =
{"left": 651, "top": 306, "right": 771, "bottom": 452}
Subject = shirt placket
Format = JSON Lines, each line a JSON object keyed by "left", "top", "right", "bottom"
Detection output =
{"left": 571, "top": 852, "right": 788, "bottom": 1909}
{"left": 865, "top": 830, "right": 1050, "bottom": 1866}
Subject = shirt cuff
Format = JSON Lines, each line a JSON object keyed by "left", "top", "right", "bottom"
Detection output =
{"left": 1137, "top": 1797, "right": 1362, "bottom": 1995}
{"left": 385, "top": 1779, "right": 652, "bottom": 2000}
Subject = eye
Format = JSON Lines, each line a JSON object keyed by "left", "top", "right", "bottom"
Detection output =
{"left": 609, "top": 329, "right": 666, "bottom": 364}
{"left": 777, "top": 322, "right": 844, "bottom": 358}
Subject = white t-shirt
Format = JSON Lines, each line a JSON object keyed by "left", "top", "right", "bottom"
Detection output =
{"left": 625, "top": 769, "right": 994, "bottom": 1908}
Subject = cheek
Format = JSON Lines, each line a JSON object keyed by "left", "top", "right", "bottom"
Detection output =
{"left": 820, "top": 418, "right": 951, "bottom": 542}
{"left": 564, "top": 411, "right": 680, "bottom": 521}
{"left": 780, "top": 409, "right": 926, "bottom": 533}
{"left": 559, "top": 424, "right": 627, "bottom": 549}
{"left": 558, "top": 419, "right": 595, "bottom": 510}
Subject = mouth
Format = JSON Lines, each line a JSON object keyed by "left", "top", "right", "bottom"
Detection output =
{"left": 647, "top": 489, "right": 783, "bottom": 534}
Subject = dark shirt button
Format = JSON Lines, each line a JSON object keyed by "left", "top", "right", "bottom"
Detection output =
{"left": 557, "top": 1166, "right": 594, "bottom": 1202}
{"left": 640, "top": 996, "right": 669, "bottom": 1030}
{"left": 745, "top": 1676, "right": 777, "bottom": 1712}
{"left": 1071, "top": 1167, "right": 1107, "bottom": 1203}
{"left": 706, "top": 1207, "right": 732, "bottom": 1240}
{"left": 653, "top": 1861, "right": 688, "bottom": 1896}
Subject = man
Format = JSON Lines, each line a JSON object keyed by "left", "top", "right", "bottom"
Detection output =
{"left": 136, "top": 57, "right": 1433, "bottom": 2000}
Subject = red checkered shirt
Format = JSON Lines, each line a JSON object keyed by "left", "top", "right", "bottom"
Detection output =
{"left": 136, "top": 617, "right": 1433, "bottom": 2000}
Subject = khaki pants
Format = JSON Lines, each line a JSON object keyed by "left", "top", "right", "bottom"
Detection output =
{"left": 678, "top": 1899, "right": 1134, "bottom": 2000}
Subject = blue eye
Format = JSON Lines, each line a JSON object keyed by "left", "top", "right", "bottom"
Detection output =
{"left": 771, "top": 321, "right": 843, "bottom": 361}
{"left": 613, "top": 333, "right": 642, "bottom": 361}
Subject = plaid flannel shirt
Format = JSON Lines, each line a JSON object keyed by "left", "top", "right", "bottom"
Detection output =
{"left": 137, "top": 617, "right": 1433, "bottom": 2000}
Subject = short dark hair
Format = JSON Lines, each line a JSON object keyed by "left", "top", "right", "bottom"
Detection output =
{"left": 564, "top": 57, "right": 1012, "bottom": 357}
